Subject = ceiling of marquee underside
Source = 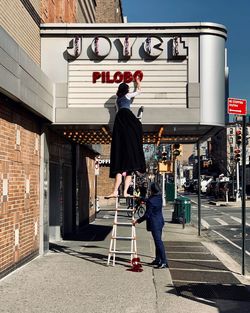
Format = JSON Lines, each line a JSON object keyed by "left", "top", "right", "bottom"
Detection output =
{"left": 54, "top": 124, "right": 223, "bottom": 146}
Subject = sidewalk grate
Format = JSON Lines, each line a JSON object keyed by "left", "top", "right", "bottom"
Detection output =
{"left": 171, "top": 269, "right": 239, "bottom": 284}
{"left": 166, "top": 241, "right": 203, "bottom": 247}
{"left": 169, "top": 260, "right": 228, "bottom": 271}
{"left": 167, "top": 246, "right": 208, "bottom": 253}
{"left": 164, "top": 240, "right": 250, "bottom": 302}
{"left": 167, "top": 252, "right": 217, "bottom": 260}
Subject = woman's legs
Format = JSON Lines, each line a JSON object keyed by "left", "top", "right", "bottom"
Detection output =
{"left": 105, "top": 173, "right": 122, "bottom": 198}
{"left": 123, "top": 174, "right": 132, "bottom": 197}
{"left": 105, "top": 172, "right": 133, "bottom": 199}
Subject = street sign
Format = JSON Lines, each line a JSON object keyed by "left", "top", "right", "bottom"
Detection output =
{"left": 228, "top": 98, "right": 247, "bottom": 115}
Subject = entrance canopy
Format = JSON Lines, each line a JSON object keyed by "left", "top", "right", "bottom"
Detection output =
{"left": 41, "top": 22, "right": 227, "bottom": 144}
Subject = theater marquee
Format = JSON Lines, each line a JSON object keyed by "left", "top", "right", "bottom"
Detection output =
{"left": 41, "top": 23, "right": 227, "bottom": 129}
{"left": 66, "top": 35, "right": 188, "bottom": 108}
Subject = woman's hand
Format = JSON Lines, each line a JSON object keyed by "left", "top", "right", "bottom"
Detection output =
{"left": 135, "top": 76, "right": 141, "bottom": 83}
{"left": 135, "top": 77, "right": 141, "bottom": 91}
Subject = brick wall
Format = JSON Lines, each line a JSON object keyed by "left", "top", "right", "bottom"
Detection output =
{"left": 0, "top": 0, "right": 41, "bottom": 64}
{"left": 41, "top": 0, "right": 77, "bottom": 23}
{"left": 0, "top": 94, "right": 41, "bottom": 276}
{"left": 96, "top": 145, "right": 116, "bottom": 206}
{"left": 95, "top": 0, "right": 123, "bottom": 23}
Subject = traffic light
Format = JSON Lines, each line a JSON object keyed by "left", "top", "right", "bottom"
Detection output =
{"left": 172, "top": 143, "right": 182, "bottom": 157}
{"left": 158, "top": 160, "right": 172, "bottom": 173}
{"left": 236, "top": 129, "right": 242, "bottom": 145}
{"left": 234, "top": 148, "right": 241, "bottom": 162}
{"left": 161, "top": 151, "right": 167, "bottom": 163}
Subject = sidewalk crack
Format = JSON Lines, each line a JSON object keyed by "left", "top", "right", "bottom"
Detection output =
{"left": 152, "top": 268, "right": 160, "bottom": 313}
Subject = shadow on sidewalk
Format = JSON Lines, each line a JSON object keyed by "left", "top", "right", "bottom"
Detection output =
{"left": 49, "top": 242, "right": 131, "bottom": 267}
{"left": 63, "top": 224, "right": 112, "bottom": 241}
{"left": 173, "top": 282, "right": 250, "bottom": 301}
{"left": 166, "top": 282, "right": 250, "bottom": 312}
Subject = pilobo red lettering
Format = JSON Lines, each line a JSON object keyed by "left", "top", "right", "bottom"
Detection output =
{"left": 92, "top": 70, "right": 143, "bottom": 83}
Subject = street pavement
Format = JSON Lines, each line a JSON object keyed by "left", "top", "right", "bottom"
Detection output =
{"left": 0, "top": 203, "right": 250, "bottom": 313}
{"left": 190, "top": 194, "right": 250, "bottom": 273}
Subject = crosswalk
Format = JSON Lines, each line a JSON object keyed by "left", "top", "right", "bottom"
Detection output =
{"left": 230, "top": 216, "right": 250, "bottom": 227}
{"left": 214, "top": 217, "right": 229, "bottom": 226}
{"left": 188, "top": 199, "right": 250, "bottom": 267}
{"left": 199, "top": 214, "right": 250, "bottom": 229}
{"left": 191, "top": 202, "right": 250, "bottom": 229}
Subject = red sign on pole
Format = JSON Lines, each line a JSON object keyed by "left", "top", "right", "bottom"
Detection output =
{"left": 228, "top": 98, "right": 247, "bottom": 115}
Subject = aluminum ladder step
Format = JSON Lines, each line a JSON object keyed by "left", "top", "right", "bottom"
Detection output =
{"left": 116, "top": 208, "right": 134, "bottom": 212}
{"left": 109, "top": 250, "right": 135, "bottom": 254}
{"left": 112, "top": 236, "right": 135, "bottom": 240}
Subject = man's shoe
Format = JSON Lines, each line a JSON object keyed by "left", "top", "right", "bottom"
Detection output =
{"left": 155, "top": 263, "right": 168, "bottom": 269}
{"left": 149, "top": 260, "right": 160, "bottom": 266}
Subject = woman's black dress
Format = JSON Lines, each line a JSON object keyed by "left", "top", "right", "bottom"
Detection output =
{"left": 110, "top": 107, "right": 146, "bottom": 178}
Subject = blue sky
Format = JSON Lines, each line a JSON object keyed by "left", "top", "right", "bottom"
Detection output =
{"left": 122, "top": 0, "right": 249, "bottom": 108}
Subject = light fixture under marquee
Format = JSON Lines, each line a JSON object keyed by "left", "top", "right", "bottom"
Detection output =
{"left": 63, "top": 129, "right": 198, "bottom": 146}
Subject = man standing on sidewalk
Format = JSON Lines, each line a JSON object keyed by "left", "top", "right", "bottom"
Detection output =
{"left": 134, "top": 182, "right": 168, "bottom": 268}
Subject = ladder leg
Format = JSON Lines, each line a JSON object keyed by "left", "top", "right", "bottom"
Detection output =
{"left": 107, "top": 222, "right": 115, "bottom": 265}
{"left": 112, "top": 205, "right": 118, "bottom": 266}
{"left": 131, "top": 202, "right": 137, "bottom": 261}
{"left": 113, "top": 222, "right": 117, "bottom": 266}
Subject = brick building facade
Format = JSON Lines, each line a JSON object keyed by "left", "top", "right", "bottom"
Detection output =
{"left": 95, "top": 0, "right": 123, "bottom": 23}
{"left": 0, "top": 0, "right": 123, "bottom": 277}
{"left": 0, "top": 94, "right": 41, "bottom": 277}
{"left": 41, "top": 0, "right": 96, "bottom": 23}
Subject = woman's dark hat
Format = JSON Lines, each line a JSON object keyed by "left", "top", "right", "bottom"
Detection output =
{"left": 116, "top": 83, "right": 129, "bottom": 97}
{"left": 150, "top": 182, "right": 162, "bottom": 194}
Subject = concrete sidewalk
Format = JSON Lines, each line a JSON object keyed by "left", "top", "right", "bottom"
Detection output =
{"left": 0, "top": 205, "right": 250, "bottom": 313}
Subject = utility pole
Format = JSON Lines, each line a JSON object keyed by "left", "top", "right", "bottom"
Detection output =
{"left": 162, "top": 172, "right": 166, "bottom": 206}
{"left": 227, "top": 98, "right": 247, "bottom": 275}
{"left": 235, "top": 126, "right": 242, "bottom": 202}
{"left": 174, "top": 157, "right": 177, "bottom": 199}
{"left": 197, "top": 141, "right": 201, "bottom": 236}
{"left": 242, "top": 115, "right": 246, "bottom": 275}
{"left": 172, "top": 144, "right": 182, "bottom": 199}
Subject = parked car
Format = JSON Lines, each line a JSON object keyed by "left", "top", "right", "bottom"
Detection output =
{"left": 206, "top": 180, "right": 235, "bottom": 201}
{"left": 184, "top": 179, "right": 198, "bottom": 193}
{"left": 206, "top": 181, "right": 218, "bottom": 197}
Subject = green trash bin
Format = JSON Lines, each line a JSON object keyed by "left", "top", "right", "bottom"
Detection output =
{"left": 166, "top": 183, "right": 175, "bottom": 202}
{"left": 172, "top": 196, "right": 191, "bottom": 223}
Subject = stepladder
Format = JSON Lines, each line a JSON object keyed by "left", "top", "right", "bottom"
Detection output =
{"left": 107, "top": 196, "right": 137, "bottom": 266}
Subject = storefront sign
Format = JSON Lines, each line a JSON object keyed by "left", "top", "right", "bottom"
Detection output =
{"left": 67, "top": 35, "right": 187, "bottom": 60}
{"left": 92, "top": 70, "right": 143, "bottom": 84}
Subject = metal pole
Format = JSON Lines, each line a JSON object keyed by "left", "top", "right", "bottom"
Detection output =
{"left": 197, "top": 141, "right": 201, "bottom": 236}
{"left": 236, "top": 161, "right": 240, "bottom": 202}
{"left": 174, "top": 158, "right": 177, "bottom": 199}
{"left": 162, "top": 172, "right": 166, "bottom": 206}
{"left": 242, "top": 115, "right": 246, "bottom": 275}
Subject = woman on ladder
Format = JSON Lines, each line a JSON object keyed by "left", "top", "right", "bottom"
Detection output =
{"left": 105, "top": 76, "right": 146, "bottom": 199}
